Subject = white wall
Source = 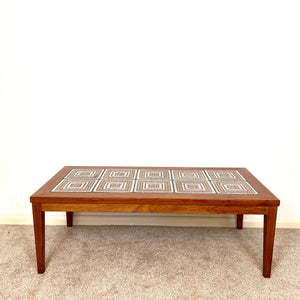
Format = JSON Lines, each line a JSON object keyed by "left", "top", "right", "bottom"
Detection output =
{"left": 1, "top": 1, "right": 300, "bottom": 224}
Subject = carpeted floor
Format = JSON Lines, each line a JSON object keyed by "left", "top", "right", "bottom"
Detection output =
{"left": 0, "top": 225, "right": 299, "bottom": 299}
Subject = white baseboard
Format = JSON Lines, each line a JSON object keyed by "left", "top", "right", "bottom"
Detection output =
{"left": 1, "top": 213, "right": 299, "bottom": 228}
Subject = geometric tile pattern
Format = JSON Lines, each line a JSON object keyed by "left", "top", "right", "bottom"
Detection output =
{"left": 51, "top": 168, "right": 258, "bottom": 194}
{"left": 94, "top": 180, "right": 134, "bottom": 193}
{"left": 211, "top": 181, "right": 257, "bottom": 194}
{"left": 206, "top": 170, "right": 245, "bottom": 181}
{"left": 65, "top": 169, "right": 105, "bottom": 179}
{"left": 135, "top": 180, "right": 173, "bottom": 193}
{"left": 52, "top": 179, "right": 98, "bottom": 192}
{"left": 174, "top": 181, "right": 215, "bottom": 193}
{"left": 102, "top": 169, "right": 137, "bottom": 180}
{"left": 172, "top": 170, "right": 207, "bottom": 181}
{"left": 137, "top": 169, "right": 171, "bottom": 180}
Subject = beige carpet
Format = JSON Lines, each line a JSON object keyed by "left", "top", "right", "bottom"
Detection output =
{"left": 0, "top": 225, "right": 299, "bottom": 299}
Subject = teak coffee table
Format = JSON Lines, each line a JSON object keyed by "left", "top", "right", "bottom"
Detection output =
{"left": 30, "top": 166, "right": 280, "bottom": 277}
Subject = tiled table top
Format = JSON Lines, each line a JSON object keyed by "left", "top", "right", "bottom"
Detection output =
{"left": 52, "top": 168, "right": 258, "bottom": 194}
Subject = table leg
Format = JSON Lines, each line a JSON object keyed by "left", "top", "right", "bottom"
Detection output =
{"left": 32, "top": 203, "right": 45, "bottom": 274}
{"left": 263, "top": 207, "right": 277, "bottom": 278}
{"left": 66, "top": 212, "right": 73, "bottom": 227}
{"left": 236, "top": 214, "right": 243, "bottom": 229}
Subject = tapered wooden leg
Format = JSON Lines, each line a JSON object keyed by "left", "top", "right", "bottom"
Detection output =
{"left": 32, "top": 203, "right": 45, "bottom": 274}
{"left": 66, "top": 212, "right": 73, "bottom": 227}
{"left": 263, "top": 207, "right": 277, "bottom": 278}
{"left": 236, "top": 214, "right": 243, "bottom": 229}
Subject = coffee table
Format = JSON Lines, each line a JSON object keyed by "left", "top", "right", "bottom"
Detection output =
{"left": 30, "top": 166, "right": 280, "bottom": 277}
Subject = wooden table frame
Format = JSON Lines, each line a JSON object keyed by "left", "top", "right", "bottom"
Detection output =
{"left": 30, "top": 167, "right": 280, "bottom": 277}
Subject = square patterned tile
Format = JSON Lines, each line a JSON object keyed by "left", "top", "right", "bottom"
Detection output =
{"left": 102, "top": 169, "right": 137, "bottom": 180}
{"left": 94, "top": 180, "right": 135, "bottom": 192}
{"left": 212, "top": 181, "right": 257, "bottom": 194}
{"left": 66, "top": 169, "right": 105, "bottom": 179}
{"left": 172, "top": 170, "right": 208, "bottom": 181}
{"left": 205, "top": 170, "right": 245, "bottom": 181}
{"left": 137, "top": 169, "right": 171, "bottom": 180}
{"left": 135, "top": 180, "right": 173, "bottom": 193}
{"left": 174, "top": 181, "right": 215, "bottom": 193}
{"left": 52, "top": 179, "right": 97, "bottom": 192}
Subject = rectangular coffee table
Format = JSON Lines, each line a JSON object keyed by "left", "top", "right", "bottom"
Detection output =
{"left": 30, "top": 166, "right": 280, "bottom": 277}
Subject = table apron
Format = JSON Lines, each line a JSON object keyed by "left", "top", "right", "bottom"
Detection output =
{"left": 41, "top": 203, "right": 270, "bottom": 214}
